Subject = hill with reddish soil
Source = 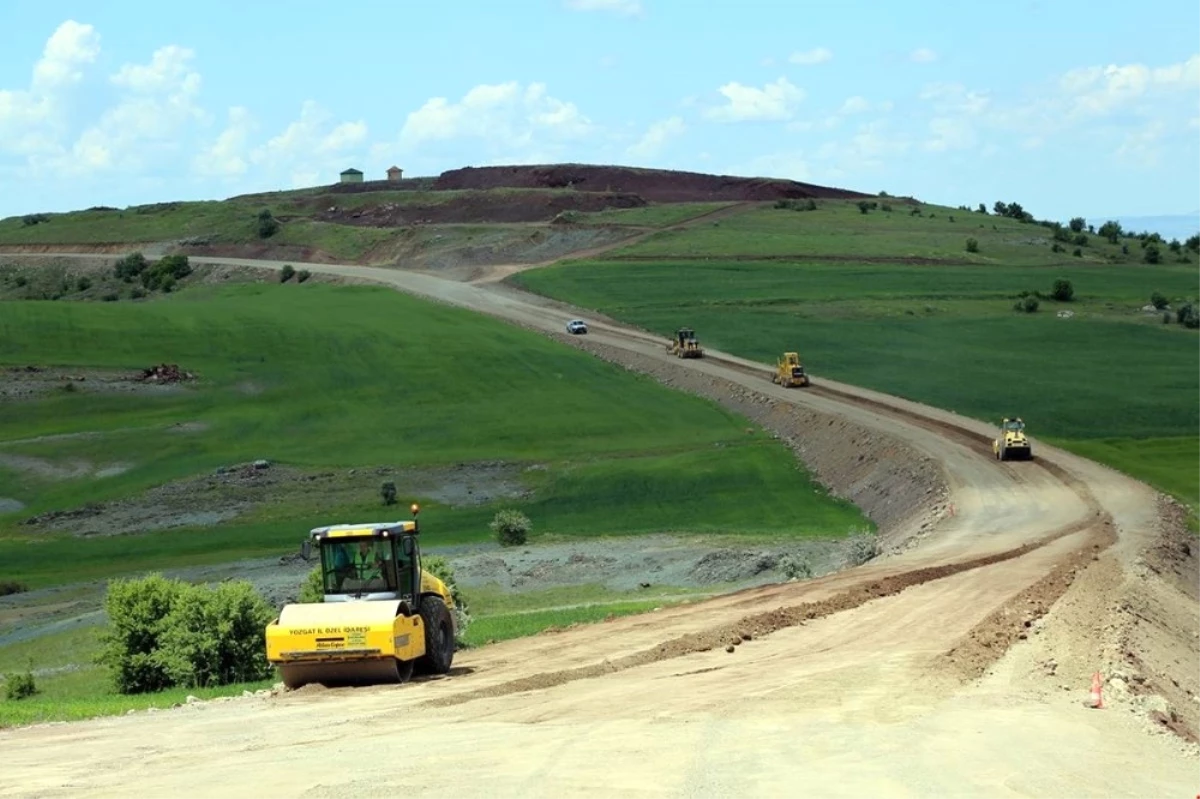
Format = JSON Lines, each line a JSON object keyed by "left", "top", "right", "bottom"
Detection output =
{"left": 433, "top": 163, "right": 871, "bottom": 203}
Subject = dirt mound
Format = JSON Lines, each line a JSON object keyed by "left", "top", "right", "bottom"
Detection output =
{"left": 138, "top": 364, "right": 194, "bottom": 384}
{"left": 434, "top": 164, "right": 872, "bottom": 203}
{"left": 311, "top": 190, "right": 647, "bottom": 226}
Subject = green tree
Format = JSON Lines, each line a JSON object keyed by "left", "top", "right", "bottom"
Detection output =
{"left": 1098, "top": 220, "right": 1123, "bottom": 243}
{"left": 965, "top": 237, "right": 979, "bottom": 253}
{"left": 1050, "top": 278, "right": 1074, "bottom": 302}
{"left": 1068, "top": 217, "right": 1086, "bottom": 233}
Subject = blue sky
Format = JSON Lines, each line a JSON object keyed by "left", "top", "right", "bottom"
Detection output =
{"left": 1, "top": 0, "right": 1198, "bottom": 224}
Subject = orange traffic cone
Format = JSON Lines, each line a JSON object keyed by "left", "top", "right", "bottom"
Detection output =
{"left": 1088, "top": 672, "right": 1104, "bottom": 709}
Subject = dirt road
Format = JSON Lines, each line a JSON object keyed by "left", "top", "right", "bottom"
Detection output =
{"left": 2, "top": 251, "right": 1196, "bottom": 798}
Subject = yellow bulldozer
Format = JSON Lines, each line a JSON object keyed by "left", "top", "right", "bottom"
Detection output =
{"left": 992, "top": 417, "right": 1033, "bottom": 461}
{"left": 667, "top": 327, "right": 704, "bottom": 358}
{"left": 264, "top": 504, "right": 458, "bottom": 689}
{"left": 771, "top": 352, "right": 810, "bottom": 388}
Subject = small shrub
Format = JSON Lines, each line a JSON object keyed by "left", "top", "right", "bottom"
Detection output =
{"left": 422, "top": 555, "right": 471, "bottom": 642}
{"left": 131, "top": 286, "right": 147, "bottom": 299}
{"left": 102, "top": 291, "right": 119, "bottom": 302}
{"left": 296, "top": 269, "right": 312, "bottom": 283}
{"left": 1072, "top": 248, "right": 1083, "bottom": 258}
{"left": 846, "top": 533, "right": 880, "bottom": 566}
{"left": 1150, "top": 291, "right": 1168, "bottom": 310}
{"left": 1051, "top": 279, "right": 1074, "bottom": 302}
{"left": 298, "top": 567, "right": 324, "bottom": 604}
{"left": 857, "top": 200, "right": 871, "bottom": 214}
{"left": 965, "top": 237, "right": 979, "bottom": 253}
{"left": 98, "top": 573, "right": 275, "bottom": 694}
{"left": 1072, "top": 233, "right": 1088, "bottom": 247}
{"left": 0, "top": 580, "right": 28, "bottom": 596}
{"left": 380, "top": 481, "right": 397, "bottom": 506}
{"left": 256, "top": 209, "right": 280, "bottom": 239}
{"left": 280, "top": 265, "right": 296, "bottom": 283}
{"left": 76, "top": 276, "right": 92, "bottom": 291}
{"left": 880, "top": 203, "right": 893, "bottom": 212}
{"left": 1013, "top": 295, "right": 1040, "bottom": 313}
{"left": 1144, "top": 244, "right": 1161, "bottom": 264}
{"left": 490, "top": 509, "right": 530, "bottom": 547}
{"left": 1168, "top": 239, "right": 1182, "bottom": 253}
{"left": 1177, "top": 303, "right": 1199, "bottom": 329}
{"left": 778, "top": 554, "right": 812, "bottom": 580}
{"left": 1051, "top": 243, "right": 1064, "bottom": 253}
{"left": 60, "top": 381, "right": 77, "bottom": 393}
{"left": 15, "top": 275, "right": 28, "bottom": 287}
{"left": 113, "top": 253, "right": 149, "bottom": 282}
{"left": 4, "top": 669, "right": 37, "bottom": 700}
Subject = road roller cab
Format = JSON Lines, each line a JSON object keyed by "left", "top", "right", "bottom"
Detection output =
{"left": 265, "top": 504, "right": 457, "bottom": 689}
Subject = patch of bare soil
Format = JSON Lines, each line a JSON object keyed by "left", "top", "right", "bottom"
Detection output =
{"left": 397, "top": 226, "right": 639, "bottom": 278}
{"left": 17, "top": 460, "right": 533, "bottom": 537}
{"left": 0, "top": 365, "right": 195, "bottom": 403}
{"left": 434, "top": 164, "right": 873, "bottom": 203}
{"left": 174, "top": 242, "right": 349, "bottom": 265}
{"left": 424, "top": 528, "right": 1072, "bottom": 709}
{"left": 312, "top": 190, "right": 647, "bottom": 226}
{"left": 445, "top": 534, "right": 848, "bottom": 595}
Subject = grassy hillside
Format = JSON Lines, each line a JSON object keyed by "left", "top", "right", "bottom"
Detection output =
{"left": 515, "top": 199, "right": 1200, "bottom": 516}
{"left": 0, "top": 282, "right": 867, "bottom": 588}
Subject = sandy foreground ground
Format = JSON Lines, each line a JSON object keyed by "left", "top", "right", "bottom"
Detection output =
{"left": 1, "top": 250, "right": 1196, "bottom": 799}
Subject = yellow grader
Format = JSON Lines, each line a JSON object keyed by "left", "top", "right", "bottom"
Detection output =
{"left": 771, "top": 352, "right": 810, "bottom": 388}
{"left": 264, "top": 504, "right": 457, "bottom": 688}
{"left": 992, "top": 417, "right": 1033, "bottom": 461}
{"left": 668, "top": 327, "right": 704, "bottom": 358}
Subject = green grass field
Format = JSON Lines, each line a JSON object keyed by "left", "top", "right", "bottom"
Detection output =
{"left": 514, "top": 213, "right": 1200, "bottom": 515}
{"left": 611, "top": 201, "right": 1200, "bottom": 266}
{"left": 0, "top": 282, "right": 867, "bottom": 588}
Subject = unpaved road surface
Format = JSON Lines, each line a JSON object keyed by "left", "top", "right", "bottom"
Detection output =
{"left": 3, "top": 251, "right": 1197, "bottom": 799}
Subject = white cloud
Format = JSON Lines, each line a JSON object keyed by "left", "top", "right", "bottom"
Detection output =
{"left": 1060, "top": 54, "right": 1200, "bottom": 117}
{"left": 193, "top": 106, "right": 256, "bottom": 178}
{"left": 251, "top": 100, "right": 368, "bottom": 187}
{"left": 399, "top": 82, "right": 593, "bottom": 152}
{"left": 924, "top": 117, "right": 977, "bottom": 152}
{"left": 563, "top": 0, "right": 642, "bottom": 16}
{"left": 627, "top": 116, "right": 685, "bottom": 158}
{"left": 910, "top": 48, "right": 938, "bottom": 63}
{"left": 66, "top": 45, "right": 206, "bottom": 173}
{"left": 816, "top": 119, "right": 909, "bottom": 171}
{"left": 706, "top": 77, "right": 805, "bottom": 122}
{"left": 919, "top": 82, "right": 990, "bottom": 115}
{"left": 839, "top": 96, "right": 871, "bottom": 115}
{"left": 1114, "top": 120, "right": 1167, "bottom": 166}
{"left": 789, "top": 47, "right": 833, "bottom": 66}
{"left": 0, "top": 20, "right": 100, "bottom": 157}
{"left": 32, "top": 20, "right": 101, "bottom": 91}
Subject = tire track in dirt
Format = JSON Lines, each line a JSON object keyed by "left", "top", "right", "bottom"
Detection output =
{"left": 466, "top": 201, "right": 759, "bottom": 285}
{"left": 425, "top": 509, "right": 1104, "bottom": 709}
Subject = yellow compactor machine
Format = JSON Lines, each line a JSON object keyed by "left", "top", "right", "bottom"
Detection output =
{"left": 771, "top": 352, "right": 810, "bottom": 387}
{"left": 265, "top": 504, "right": 457, "bottom": 688}
{"left": 668, "top": 327, "right": 704, "bottom": 358}
{"left": 992, "top": 417, "right": 1033, "bottom": 461}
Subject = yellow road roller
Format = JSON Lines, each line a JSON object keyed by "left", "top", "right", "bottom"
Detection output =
{"left": 265, "top": 504, "right": 457, "bottom": 688}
